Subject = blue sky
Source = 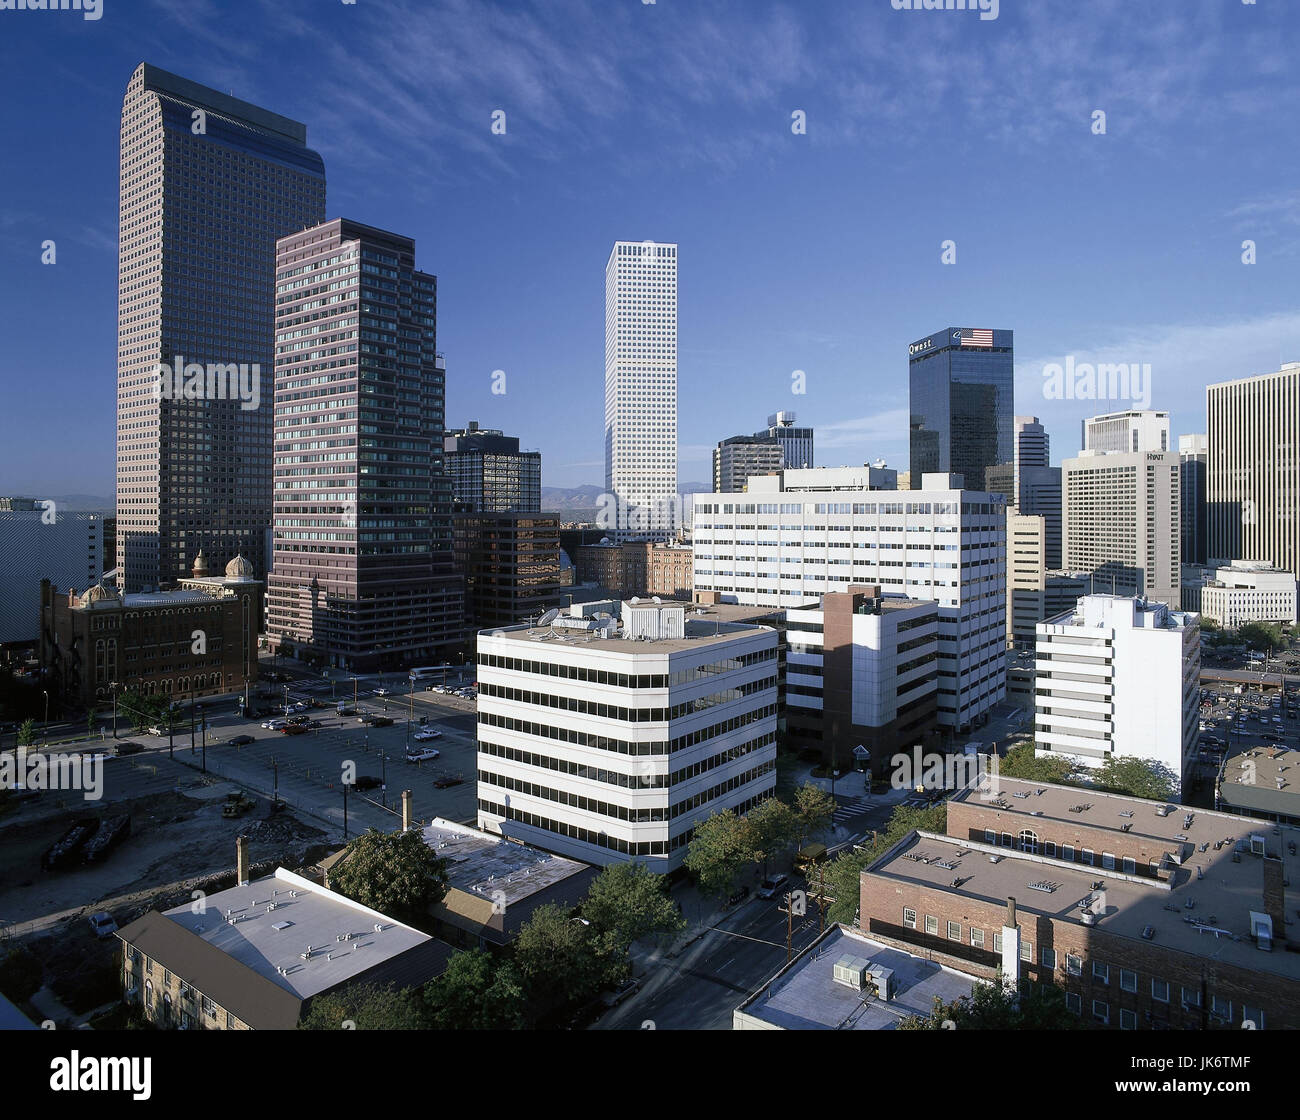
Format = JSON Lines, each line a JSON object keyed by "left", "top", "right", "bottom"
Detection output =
{"left": 2, "top": 0, "right": 1299, "bottom": 495}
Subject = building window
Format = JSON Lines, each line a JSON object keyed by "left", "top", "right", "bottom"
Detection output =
{"left": 971, "top": 928, "right": 984, "bottom": 948}
{"left": 1093, "top": 1000, "right": 1109, "bottom": 1024}
{"left": 984, "top": 829, "right": 996, "bottom": 845}
{"left": 1065, "top": 992, "right": 1081, "bottom": 1015}
{"left": 903, "top": 908, "right": 917, "bottom": 929}
{"left": 1043, "top": 841, "right": 1057, "bottom": 857}
{"left": 1061, "top": 844, "right": 1074, "bottom": 861}
{"left": 1040, "top": 948, "right": 1056, "bottom": 969}
{"left": 1092, "top": 961, "right": 1109, "bottom": 984}
{"left": 1122, "top": 856, "right": 1136, "bottom": 875}
{"left": 1120, "top": 969, "right": 1137, "bottom": 993}
{"left": 1020, "top": 940, "right": 1033, "bottom": 962}
{"left": 1081, "top": 848, "right": 1094, "bottom": 866}
{"left": 925, "top": 915, "right": 939, "bottom": 936}
{"left": 1065, "top": 953, "right": 1082, "bottom": 976}
{"left": 1101, "top": 852, "right": 1115, "bottom": 870}
{"left": 993, "top": 932, "right": 1003, "bottom": 953}
{"left": 1242, "top": 1006, "right": 1265, "bottom": 1030}
{"left": 1018, "top": 829, "right": 1038, "bottom": 854}
{"left": 1210, "top": 996, "right": 1232, "bottom": 1023}
{"left": 1182, "top": 987, "right": 1201, "bottom": 1009}
{"left": 1120, "top": 1008, "right": 1137, "bottom": 1030}
{"left": 946, "top": 920, "right": 961, "bottom": 941}
{"left": 1152, "top": 979, "right": 1169, "bottom": 1003}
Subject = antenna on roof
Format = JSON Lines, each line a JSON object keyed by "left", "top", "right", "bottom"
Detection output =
{"left": 537, "top": 607, "right": 559, "bottom": 627}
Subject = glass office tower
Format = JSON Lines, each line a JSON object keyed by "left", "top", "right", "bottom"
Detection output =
{"left": 907, "top": 327, "right": 1013, "bottom": 491}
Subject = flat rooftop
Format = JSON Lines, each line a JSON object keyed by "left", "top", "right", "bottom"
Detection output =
{"left": 493, "top": 616, "right": 773, "bottom": 655}
{"left": 736, "top": 925, "right": 978, "bottom": 1030}
{"left": 162, "top": 868, "right": 430, "bottom": 1000}
{"left": 1218, "top": 745, "right": 1300, "bottom": 820}
{"left": 421, "top": 818, "right": 588, "bottom": 907}
{"left": 872, "top": 793, "right": 1300, "bottom": 981}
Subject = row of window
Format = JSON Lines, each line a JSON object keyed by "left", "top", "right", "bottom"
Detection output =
{"left": 477, "top": 646, "right": 775, "bottom": 689}
{"left": 479, "top": 677, "right": 776, "bottom": 723}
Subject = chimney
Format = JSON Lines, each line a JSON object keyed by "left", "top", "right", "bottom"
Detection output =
{"left": 1263, "top": 857, "right": 1286, "bottom": 947}
{"left": 1006, "top": 896, "right": 1017, "bottom": 928}
{"left": 402, "top": 789, "right": 413, "bottom": 833}
{"left": 236, "top": 836, "right": 250, "bottom": 886}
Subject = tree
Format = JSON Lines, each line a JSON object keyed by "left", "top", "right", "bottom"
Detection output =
{"left": 581, "top": 862, "right": 684, "bottom": 962}
{"left": 683, "top": 808, "right": 752, "bottom": 899}
{"left": 85, "top": 706, "right": 98, "bottom": 739}
{"left": 792, "top": 782, "right": 836, "bottom": 848}
{"left": 17, "top": 719, "right": 37, "bottom": 747}
{"left": 898, "top": 973, "right": 1082, "bottom": 1030}
{"left": 1000, "top": 742, "right": 1072, "bottom": 784}
{"left": 329, "top": 827, "right": 448, "bottom": 930}
{"left": 513, "top": 903, "right": 606, "bottom": 1024}
{"left": 423, "top": 949, "right": 527, "bottom": 1029}
{"left": 1094, "top": 756, "right": 1176, "bottom": 802}
{"left": 298, "top": 982, "right": 428, "bottom": 1030}
{"left": 1238, "top": 621, "right": 1283, "bottom": 654}
{"left": 745, "top": 797, "right": 798, "bottom": 877}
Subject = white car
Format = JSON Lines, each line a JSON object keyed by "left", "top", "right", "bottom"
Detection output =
{"left": 413, "top": 728, "right": 442, "bottom": 741}
{"left": 406, "top": 747, "right": 440, "bottom": 763}
{"left": 262, "top": 718, "right": 287, "bottom": 730}
{"left": 374, "top": 687, "right": 389, "bottom": 697}
{"left": 88, "top": 912, "right": 118, "bottom": 939}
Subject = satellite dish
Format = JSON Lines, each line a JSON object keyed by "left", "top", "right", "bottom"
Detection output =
{"left": 538, "top": 608, "right": 559, "bottom": 627}
{"left": 652, "top": 596, "right": 662, "bottom": 604}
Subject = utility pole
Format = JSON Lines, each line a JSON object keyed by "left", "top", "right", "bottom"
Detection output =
{"left": 200, "top": 705, "right": 207, "bottom": 774}
{"left": 342, "top": 781, "right": 349, "bottom": 840}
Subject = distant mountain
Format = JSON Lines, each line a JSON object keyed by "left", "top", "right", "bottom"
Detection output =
{"left": 541, "top": 481, "right": 712, "bottom": 513}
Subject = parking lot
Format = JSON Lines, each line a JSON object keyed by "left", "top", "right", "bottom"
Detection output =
{"left": 1189, "top": 678, "right": 1299, "bottom": 805}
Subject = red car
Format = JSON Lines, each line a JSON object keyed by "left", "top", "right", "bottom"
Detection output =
{"left": 280, "top": 724, "right": 308, "bottom": 735}
{"left": 432, "top": 776, "right": 463, "bottom": 789}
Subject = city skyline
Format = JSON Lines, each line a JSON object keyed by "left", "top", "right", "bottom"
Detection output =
{"left": 5, "top": 2, "right": 1300, "bottom": 495}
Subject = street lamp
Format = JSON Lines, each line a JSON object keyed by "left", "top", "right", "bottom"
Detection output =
{"left": 199, "top": 705, "right": 207, "bottom": 774}
{"left": 110, "top": 681, "right": 120, "bottom": 740}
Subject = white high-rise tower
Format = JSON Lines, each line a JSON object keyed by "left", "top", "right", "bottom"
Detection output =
{"left": 604, "top": 240, "right": 678, "bottom": 540}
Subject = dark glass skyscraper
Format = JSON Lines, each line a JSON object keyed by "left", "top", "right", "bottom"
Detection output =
{"left": 907, "top": 327, "right": 1013, "bottom": 491}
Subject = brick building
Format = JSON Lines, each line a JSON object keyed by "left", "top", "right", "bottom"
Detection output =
{"left": 39, "top": 552, "right": 260, "bottom": 711}
{"left": 859, "top": 775, "right": 1300, "bottom": 1029}
{"left": 573, "top": 540, "right": 692, "bottom": 599}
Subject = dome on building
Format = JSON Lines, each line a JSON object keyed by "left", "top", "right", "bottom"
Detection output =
{"left": 81, "top": 579, "right": 122, "bottom": 607}
{"left": 192, "top": 549, "right": 210, "bottom": 577}
{"left": 225, "top": 554, "right": 255, "bottom": 581}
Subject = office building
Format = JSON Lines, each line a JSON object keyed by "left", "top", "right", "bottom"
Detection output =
{"left": 1217, "top": 747, "right": 1300, "bottom": 828}
{"left": 784, "top": 587, "right": 939, "bottom": 773}
{"left": 604, "top": 240, "right": 678, "bottom": 539}
{"left": 693, "top": 471, "right": 1006, "bottom": 732}
{"left": 907, "top": 327, "right": 1013, "bottom": 494}
{"left": 1082, "top": 410, "right": 1170, "bottom": 455}
{"left": 0, "top": 509, "right": 107, "bottom": 645}
{"left": 266, "top": 220, "right": 461, "bottom": 672}
{"left": 755, "top": 411, "right": 814, "bottom": 470}
{"left": 1006, "top": 511, "right": 1046, "bottom": 649}
{"left": 1198, "top": 561, "right": 1298, "bottom": 627}
{"left": 983, "top": 463, "right": 1015, "bottom": 504}
{"left": 1034, "top": 595, "right": 1199, "bottom": 786}
{"left": 445, "top": 422, "right": 541, "bottom": 513}
{"left": 39, "top": 552, "right": 261, "bottom": 711}
{"left": 1208, "top": 364, "right": 1300, "bottom": 581}
{"left": 1012, "top": 416, "right": 1049, "bottom": 503}
{"left": 476, "top": 599, "right": 779, "bottom": 871}
{"left": 858, "top": 776, "right": 1300, "bottom": 1030}
{"left": 1019, "top": 465, "right": 1062, "bottom": 570}
{"left": 713, "top": 435, "right": 784, "bottom": 494}
{"left": 574, "top": 539, "right": 694, "bottom": 600}
{"left": 1062, "top": 450, "right": 1181, "bottom": 608}
{"left": 1179, "top": 434, "right": 1209, "bottom": 566}
{"left": 453, "top": 513, "right": 565, "bottom": 631}
{"left": 116, "top": 63, "right": 326, "bottom": 592}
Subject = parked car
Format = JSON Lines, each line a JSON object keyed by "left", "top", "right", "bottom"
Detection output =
{"left": 88, "top": 912, "right": 118, "bottom": 939}
{"left": 406, "top": 748, "right": 440, "bottom": 763}
{"left": 757, "top": 873, "right": 789, "bottom": 899}
{"left": 369, "top": 716, "right": 394, "bottom": 728}
{"left": 412, "top": 728, "right": 442, "bottom": 741}
{"left": 287, "top": 714, "right": 310, "bottom": 726}
{"left": 600, "top": 977, "right": 640, "bottom": 1008}
{"left": 227, "top": 734, "right": 255, "bottom": 746}
{"left": 432, "top": 775, "right": 463, "bottom": 789}
{"left": 111, "top": 741, "right": 144, "bottom": 756}
{"left": 373, "top": 687, "right": 389, "bottom": 697}
{"left": 262, "top": 718, "right": 287, "bottom": 730}
{"left": 280, "top": 724, "right": 308, "bottom": 736}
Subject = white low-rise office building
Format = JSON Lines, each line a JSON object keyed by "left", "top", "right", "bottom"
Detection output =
{"left": 476, "top": 599, "right": 779, "bottom": 871}
{"left": 1035, "top": 595, "right": 1200, "bottom": 791}
{"left": 693, "top": 471, "right": 1005, "bottom": 732}
{"left": 1198, "top": 561, "right": 1298, "bottom": 627}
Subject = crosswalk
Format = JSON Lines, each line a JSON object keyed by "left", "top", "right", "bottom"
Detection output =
{"left": 831, "top": 795, "right": 872, "bottom": 825}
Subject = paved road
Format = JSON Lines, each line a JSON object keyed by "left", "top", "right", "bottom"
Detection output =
{"left": 597, "top": 890, "right": 827, "bottom": 1030}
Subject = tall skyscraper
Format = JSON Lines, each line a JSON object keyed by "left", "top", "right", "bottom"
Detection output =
{"left": 604, "top": 240, "right": 678, "bottom": 540}
{"left": 1019, "top": 465, "right": 1062, "bottom": 569}
{"left": 1208, "top": 364, "right": 1300, "bottom": 580}
{"left": 1062, "top": 449, "right": 1181, "bottom": 608}
{"left": 908, "top": 328, "right": 1013, "bottom": 492}
{"left": 1178, "top": 433, "right": 1209, "bottom": 567}
{"left": 116, "top": 63, "right": 326, "bottom": 592}
{"left": 1012, "top": 415, "right": 1049, "bottom": 506}
{"left": 444, "top": 422, "right": 541, "bottom": 512}
{"left": 1082, "top": 410, "right": 1169, "bottom": 454}
{"left": 266, "top": 219, "right": 461, "bottom": 671}
{"left": 755, "top": 411, "right": 814, "bottom": 469}
{"left": 713, "top": 434, "right": 784, "bottom": 493}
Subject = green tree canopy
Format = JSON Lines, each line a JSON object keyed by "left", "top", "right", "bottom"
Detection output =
{"left": 1000, "top": 742, "right": 1073, "bottom": 784}
{"left": 898, "top": 974, "right": 1082, "bottom": 1030}
{"left": 424, "top": 949, "right": 527, "bottom": 1030}
{"left": 298, "top": 981, "right": 428, "bottom": 1030}
{"left": 745, "top": 797, "right": 799, "bottom": 876}
{"left": 513, "top": 902, "right": 607, "bottom": 1024}
{"left": 581, "top": 862, "right": 684, "bottom": 958}
{"left": 1238, "top": 621, "right": 1284, "bottom": 653}
{"left": 329, "top": 827, "right": 448, "bottom": 930}
{"left": 17, "top": 719, "right": 37, "bottom": 747}
{"left": 1094, "top": 756, "right": 1177, "bottom": 802}
{"left": 683, "top": 808, "right": 753, "bottom": 899}
{"left": 792, "top": 782, "right": 836, "bottom": 848}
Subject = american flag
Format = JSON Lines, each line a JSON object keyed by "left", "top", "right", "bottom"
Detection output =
{"left": 959, "top": 328, "right": 994, "bottom": 348}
